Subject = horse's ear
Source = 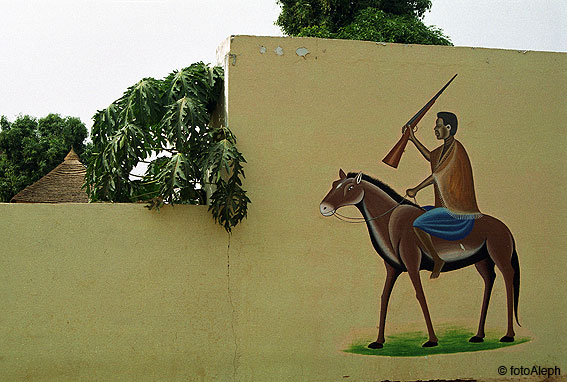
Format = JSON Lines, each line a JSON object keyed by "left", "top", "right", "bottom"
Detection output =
{"left": 356, "top": 172, "right": 363, "bottom": 184}
{"left": 339, "top": 169, "right": 346, "bottom": 179}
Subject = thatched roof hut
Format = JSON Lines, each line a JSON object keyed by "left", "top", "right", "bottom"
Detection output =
{"left": 11, "top": 148, "right": 89, "bottom": 203}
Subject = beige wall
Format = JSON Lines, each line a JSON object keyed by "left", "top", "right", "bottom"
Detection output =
{"left": 0, "top": 204, "right": 236, "bottom": 381}
{"left": 1, "top": 36, "right": 566, "bottom": 381}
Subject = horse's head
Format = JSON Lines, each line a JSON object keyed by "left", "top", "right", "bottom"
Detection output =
{"left": 320, "top": 169, "right": 365, "bottom": 216}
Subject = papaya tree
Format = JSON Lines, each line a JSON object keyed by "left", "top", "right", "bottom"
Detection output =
{"left": 85, "top": 62, "right": 249, "bottom": 232}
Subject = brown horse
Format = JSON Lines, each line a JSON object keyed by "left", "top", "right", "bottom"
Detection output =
{"left": 320, "top": 169, "right": 520, "bottom": 348}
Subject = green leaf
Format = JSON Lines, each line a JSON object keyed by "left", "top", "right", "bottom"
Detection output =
{"left": 154, "top": 153, "right": 196, "bottom": 204}
{"left": 164, "top": 63, "right": 214, "bottom": 103}
{"left": 118, "top": 77, "right": 163, "bottom": 126}
{"left": 160, "top": 96, "right": 209, "bottom": 151}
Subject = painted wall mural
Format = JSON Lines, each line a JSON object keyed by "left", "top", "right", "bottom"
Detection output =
{"left": 319, "top": 76, "right": 524, "bottom": 356}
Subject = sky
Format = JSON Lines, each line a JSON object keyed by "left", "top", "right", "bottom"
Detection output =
{"left": 1, "top": 0, "right": 565, "bottom": 132}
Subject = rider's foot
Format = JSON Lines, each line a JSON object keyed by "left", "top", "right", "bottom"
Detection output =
{"left": 430, "top": 259, "right": 445, "bottom": 279}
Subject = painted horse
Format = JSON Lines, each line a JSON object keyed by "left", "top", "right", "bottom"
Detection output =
{"left": 319, "top": 169, "right": 520, "bottom": 348}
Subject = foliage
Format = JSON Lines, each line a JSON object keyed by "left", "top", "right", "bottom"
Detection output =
{"left": 276, "top": 0, "right": 451, "bottom": 45}
{"left": 333, "top": 8, "right": 451, "bottom": 45}
{"left": 85, "top": 62, "right": 249, "bottom": 232}
{"left": 0, "top": 114, "right": 90, "bottom": 202}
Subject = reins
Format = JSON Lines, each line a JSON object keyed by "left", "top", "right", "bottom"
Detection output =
{"left": 333, "top": 197, "right": 411, "bottom": 224}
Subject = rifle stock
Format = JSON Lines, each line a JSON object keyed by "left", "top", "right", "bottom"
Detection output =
{"left": 382, "top": 128, "right": 411, "bottom": 169}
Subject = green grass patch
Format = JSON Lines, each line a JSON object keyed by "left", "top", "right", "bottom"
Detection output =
{"left": 344, "top": 325, "right": 530, "bottom": 357}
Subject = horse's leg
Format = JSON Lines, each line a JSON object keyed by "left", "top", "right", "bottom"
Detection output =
{"left": 469, "top": 258, "right": 496, "bottom": 343}
{"left": 407, "top": 269, "right": 438, "bottom": 346}
{"left": 400, "top": 242, "right": 438, "bottom": 347}
{"left": 499, "top": 265, "right": 516, "bottom": 341}
{"left": 488, "top": 240, "right": 516, "bottom": 342}
{"left": 369, "top": 261, "right": 401, "bottom": 349}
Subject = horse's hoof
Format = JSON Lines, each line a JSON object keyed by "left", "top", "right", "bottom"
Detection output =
{"left": 422, "top": 341, "right": 438, "bottom": 348}
{"left": 500, "top": 336, "right": 514, "bottom": 343}
{"left": 368, "top": 342, "right": 383, "bottom": 349}
{"left": 469, "top": 336, "right": 484, "bottom": 343}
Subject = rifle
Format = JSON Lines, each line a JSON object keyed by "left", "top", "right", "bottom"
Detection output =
{"left": 382, "top": 74, "right": 458, "bottom": 168}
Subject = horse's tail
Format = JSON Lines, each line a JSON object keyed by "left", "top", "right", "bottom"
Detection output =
{"left": 511, "top": 238, "right": 521, "bottom": 327}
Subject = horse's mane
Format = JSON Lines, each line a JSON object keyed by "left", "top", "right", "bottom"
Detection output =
{"left": 347, "top": 172, "right": 419, "bottom": 208}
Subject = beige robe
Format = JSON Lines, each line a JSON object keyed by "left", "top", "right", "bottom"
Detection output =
{"left": 430, "top": 139, "right": 482, "bottom": 218}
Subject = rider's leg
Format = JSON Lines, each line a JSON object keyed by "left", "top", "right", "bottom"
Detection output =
{"left": 413, "top": 227, "right": 445, "bottom": 279}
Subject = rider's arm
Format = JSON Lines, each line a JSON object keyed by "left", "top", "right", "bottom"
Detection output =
{"left": 406, "top": 125, "right": 431, "bottom": 162}
{"left": 406, "top": 175, "right": 434, "bottom": 198}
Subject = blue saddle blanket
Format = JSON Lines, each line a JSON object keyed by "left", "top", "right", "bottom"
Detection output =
{"left": 413, "top": 207, "right": 475, "bottom": 241}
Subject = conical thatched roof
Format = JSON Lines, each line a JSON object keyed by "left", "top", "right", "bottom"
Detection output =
{"left": 11, "top": 148, "right": 89, "bottom": 203}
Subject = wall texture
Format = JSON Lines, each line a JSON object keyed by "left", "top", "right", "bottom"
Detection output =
{"left": 1, "top": 36, "right": 566, "bottom": 381}
{"left": 1, "top": 204, "right": 235, "bottom": 381}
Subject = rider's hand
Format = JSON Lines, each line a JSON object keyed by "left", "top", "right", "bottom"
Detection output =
{"left": 403, "top": 124, "right": 416, "bottom": 142}
{"left": 406, "top": 188, "right": 418, "bottom": 198}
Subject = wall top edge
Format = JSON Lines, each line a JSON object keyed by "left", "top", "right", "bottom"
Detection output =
{"left": 222, "top": 35, "right": 566, "bottom": 55}
{"left": 0, "top": 202, "right": 210, "bottom": 209}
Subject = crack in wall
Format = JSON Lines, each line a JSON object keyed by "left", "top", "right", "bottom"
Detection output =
{"left": 226, "top": 234, "right": 239, "bottom": 381}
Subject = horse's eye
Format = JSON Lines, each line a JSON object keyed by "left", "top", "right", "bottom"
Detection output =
{"left": 347, "top": 185, "right": 354, "bottom": 191}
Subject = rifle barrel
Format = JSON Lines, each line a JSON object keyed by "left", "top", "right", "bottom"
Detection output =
{"left": 406, "top": 73, "right": 458, "bottom": 128}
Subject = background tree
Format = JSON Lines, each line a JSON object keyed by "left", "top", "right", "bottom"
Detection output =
{"left": 85, "top": 62, "right": 249, "bottom": 232}
{"left": 0, "top": 114, "right": 90, "bottom": 202}
{"left": 276, "top": 0, "right": 451, "bottom": 45}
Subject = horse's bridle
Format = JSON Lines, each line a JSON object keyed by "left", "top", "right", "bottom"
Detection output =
{"left": 333, "top": 198, "right": 409, "bottom": 224}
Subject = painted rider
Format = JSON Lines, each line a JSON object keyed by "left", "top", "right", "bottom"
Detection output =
{"left": 405, "top": 112, "right": 482, "bottom": 279}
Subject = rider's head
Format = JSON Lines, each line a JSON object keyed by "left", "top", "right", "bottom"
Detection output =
{"left": 436, "top": 112, "right": 458, "bottom": 136}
